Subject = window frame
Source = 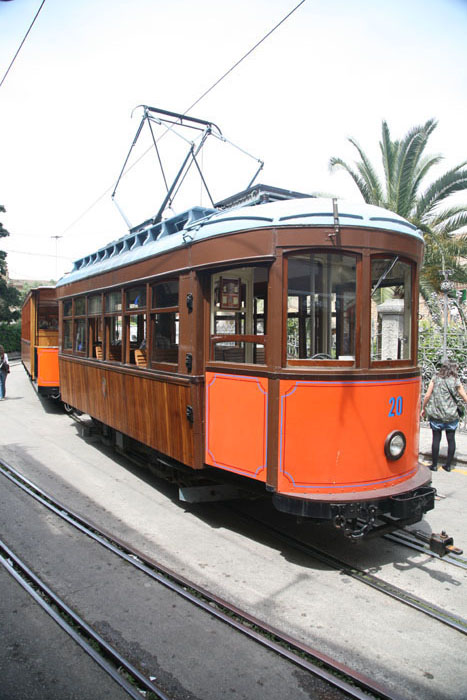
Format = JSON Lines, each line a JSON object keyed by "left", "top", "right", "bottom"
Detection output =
{"left": 209, "top": 266, "right": 268, "bottom": 366}
{"left": 62, "top": 299, "right": 73, "bottom": 353}
{"left": 123, "top": 283, "right": 148, "bottom": 366}
{"left": 284, "top": 249, "right": 360, "bottom": 368}
{"left": 150, "top": 278, "right": 180, "bottom": 371}
{"left": 369, "top": 254, "right": 416, "bottom": 368}
{"left": 104, "top": 290, "right": 123, "bottom": 362}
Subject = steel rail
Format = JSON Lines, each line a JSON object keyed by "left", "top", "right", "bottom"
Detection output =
{"left": 0, "top": 540, "right": 169, "bottom": 700}
{"left": 384, "top": 531, "right": 467, "bottom": 569}
{"left": 228, "top": 509, "right": 467, "bottom": 636}
{"left": 0, "top": 457, "right": 398, "bottom": 700}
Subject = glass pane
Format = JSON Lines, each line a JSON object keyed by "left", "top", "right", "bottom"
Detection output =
{"left": 126, "top": 286, "right": 146, "bottom": 310}
{"left": 105, "top": 291, "right": 122, "bottom": 312}
{"left": 128, "top": 314, "right": 146, "bottom": 344}
{"left": 63, "top": 300, "right": 72, "bottom": 317}
{"left": 88, "top": 317, "right": 102, "bottom": 358}
{"left": 371, "top": 258, "right": 412, "bottom": 361}
{"left": 213, "top": 342, "right": 265, "bottom": 364}
{"left": 106, "top": 316, "right": 122, "bottom": 361}
{"left": 38, "top": 305, "right": 58, "bottom": 330}
{"left": 213, "top": 310, "right": 246, "bottom": 336}
{"left": 287, "top": 253, "right": 356, "bottom": 361}
{"left": 152, "top": 280, "right": 178, "bottom": 308}
{"left": 152, "top": 312, "right": 179, "bottom": 363}
{"left": 210, "top": 267, "right": 268, "bottom": 363}
{"left": 88, "top": 295, "right": 102, "bottom": 315}
{"left": 74, "top": 319, "right": 86, "bottom": 353}
{"left": 63, "top": 319, "right": 72, "bottom": 349}
{"left": 75, "top": 298, "right": 86, "bottom": 316}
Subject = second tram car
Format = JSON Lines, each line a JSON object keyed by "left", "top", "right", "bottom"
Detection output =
{"left": 21, "top": 286, "right": 60, "bottom": 399}
{"left": 55, "top": 184, "right": 435, "bottom": 538}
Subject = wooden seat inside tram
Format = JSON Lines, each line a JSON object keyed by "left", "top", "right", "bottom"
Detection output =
{"left": 134, "top": 348, "right": 147, "bottom": 366}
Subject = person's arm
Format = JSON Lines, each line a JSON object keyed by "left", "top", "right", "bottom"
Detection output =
{"left": 457, "top": 383, "right": 467, "bottom": 403}
{"left": 421, "top": 380, "right": 434, "bottom": 418}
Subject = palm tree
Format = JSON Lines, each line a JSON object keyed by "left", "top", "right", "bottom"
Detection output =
{"left": 329, "top": 119, "right": 467, "bottom": 296}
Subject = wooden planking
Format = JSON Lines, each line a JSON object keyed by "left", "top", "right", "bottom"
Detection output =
{"left": 60, "top": 358, "right": 194, "bottom": 467}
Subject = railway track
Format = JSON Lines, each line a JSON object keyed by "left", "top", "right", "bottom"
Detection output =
{"left": 1, "top": 540, "right": 168, "bottom": 700}
{"left": 383, "top": 530, "right": 467, "bottom": 570}
{"left": 226, "top": 507, "right": 467, "bottom": 636}
{"left": 0, "top": 456, "right": 399, "bottom": 700}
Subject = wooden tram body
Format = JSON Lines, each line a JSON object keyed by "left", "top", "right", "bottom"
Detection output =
{"left": 21, "top": 286, "right": 60, "bottom": 399}
{"left": 56, "top": 185, "right": 434, "bottom": 538}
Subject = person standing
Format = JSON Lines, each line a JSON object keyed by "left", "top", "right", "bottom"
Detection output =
{"left": 0, "top": 345, "right": 9, "bottom": 400}
{"left": 421, "top": 362, "right": 467, "bottom": 472}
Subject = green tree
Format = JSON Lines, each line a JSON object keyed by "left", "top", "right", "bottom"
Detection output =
{"left": 329, "top": 119, "right": 467, "bottom": 296}
{"left": 0, "top": 204, "right": 21, "bottom": 323}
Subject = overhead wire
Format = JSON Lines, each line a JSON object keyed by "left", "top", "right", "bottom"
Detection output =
{"left": 0, "top": 0, "right": 47, "bottom": 90}
{"left": 3, "top": 248, "right": 71, "bottom": 261}
{"left": 58, "top": 0, "right": 308, "bottom": 239}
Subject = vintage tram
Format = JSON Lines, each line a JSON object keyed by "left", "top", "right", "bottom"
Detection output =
{"left": 21, "top": 286, "right": 60, "bottom": 399}
{"left": 54, "top": 184, "right": 435, "bottom": 538}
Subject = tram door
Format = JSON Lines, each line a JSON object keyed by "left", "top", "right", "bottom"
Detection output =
{"left": 204, "top": 266, "right": 268, "bottom": 480}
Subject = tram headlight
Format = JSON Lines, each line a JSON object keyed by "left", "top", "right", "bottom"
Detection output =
{"left": 384, "top": 431, "right": 406, "bottom": 461}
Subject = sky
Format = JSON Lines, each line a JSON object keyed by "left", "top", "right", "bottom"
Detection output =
{"left": 0, "top": 0, "right": 466, "bottom": 281}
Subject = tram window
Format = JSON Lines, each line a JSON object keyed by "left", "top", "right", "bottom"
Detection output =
{"left": 38, "top": 304, "right": 58, "bottom": 330}
{"left": 126, "top": 313, "right": 147, "bottom": 365}
{"left": 371, "top": 258, "right": 412, "bottom": 362}
{"left": 74, "top": 319, "right": 86, "bottom": 354}
{"left": 210, "top": 267, "right": 267, "bottom": 364}
{"left": 126, "top": 286, "right": 146, "bottom": 310}
{"left": 105, "top": 316, "right": 122, "bottom": 362}
{"left": 287, "top": 253, "right": 356, "bottom": 362}
{"left": 75, "top": 297, "right": 86, "bottom": 316}
{"left": 63, "top": 300, "right": 72, "bottom": 317}
{"left": 151, "top": 313, "right": 179, "bottom": 364}
{"left": 152, "top": 280, "right": 178, "bottom": 308}
{"left": 105, "top": 291, "right": 122, "bottom": 312}
{"left": 150, "top": 279, "right": 179, "bottom": 367}
{"left": 63, "top": 319, "right": 72, "bottom": 350}
{"left": 88, "top": 294, "right": 102, "bottom": 315}
{"left": 88, "top": 316, "right": 103, "bottom": 359}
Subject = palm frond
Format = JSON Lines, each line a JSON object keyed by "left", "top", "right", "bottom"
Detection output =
{"left": 409, "top": 155, "right": 444, "bottom": 217}
{"left": 416, "top": 164, "right": 467, "bottom": 218}
{"left": 427, "top": 207, "right": 467, "bottom": 236}
{"left": 328, "top": 157, "right": 375, "bottom": 203}
{"left": 346, "top": 137, "right": 384, "bottom": 204}
{"left": 394, "top": 119, "right": 438, "bottom": 218}
{"left": 379, "top": 121, "right": 401, "bottom": 205}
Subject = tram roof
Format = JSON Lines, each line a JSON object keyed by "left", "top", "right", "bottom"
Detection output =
{"left": 57, "top": 192, "right": 422, "bottom": 287}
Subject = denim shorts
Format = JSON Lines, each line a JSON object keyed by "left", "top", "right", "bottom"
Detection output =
{"left": 429, "top": 419, "right": 459, "bottom": 431}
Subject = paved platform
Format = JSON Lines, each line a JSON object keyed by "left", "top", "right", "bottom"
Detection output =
{"left": 1, "top": 361, "right": 467, "bottom": 700}
{"left": 419, "top": 424, "right": 467, "bottom": 466}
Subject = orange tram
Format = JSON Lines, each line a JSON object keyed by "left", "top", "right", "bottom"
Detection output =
{"left": 55, "top": 184, "right": 435, "bottom": 539}
{"left": 21, "top": 286, "right": 60, "bottom": 399}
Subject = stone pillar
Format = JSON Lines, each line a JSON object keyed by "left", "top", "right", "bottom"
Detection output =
{"left": 377, "top": 299, "right": 404, "bottom": 360}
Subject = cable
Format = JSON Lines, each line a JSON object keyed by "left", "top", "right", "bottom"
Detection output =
{"left": 3, "top": 248, "right": 70, "bottom": 261}
{"left": 185, "top": 0, "right": 307, "bottom": 114}
{"left": 58, "top": 0, "right": 308, "bottom": 238}
{"left": 0, "top": 0, "right": 47, "bottom": 90}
